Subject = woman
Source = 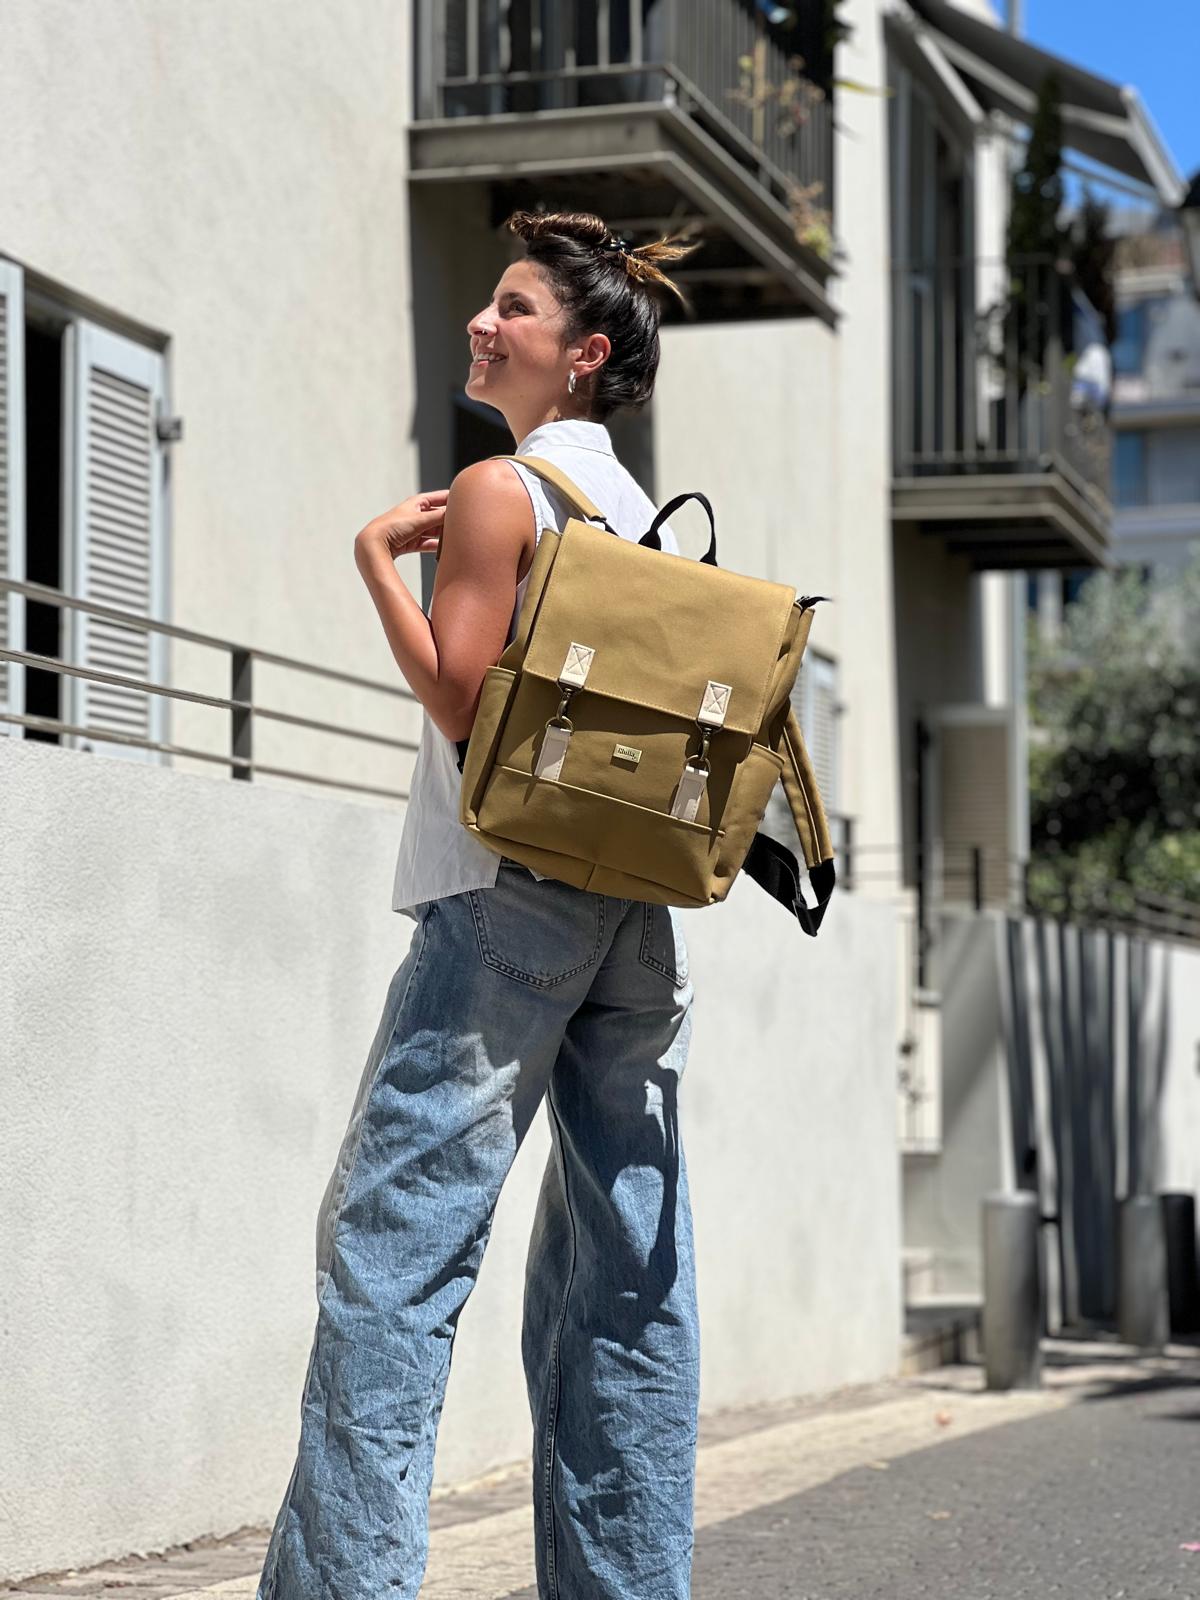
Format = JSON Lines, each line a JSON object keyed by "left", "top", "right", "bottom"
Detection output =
{"left": 257, "top": 209, "right": 702, "bottom": 1600}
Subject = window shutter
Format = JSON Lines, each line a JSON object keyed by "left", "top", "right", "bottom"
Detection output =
{"left": 65, "top": 321, "right": 167, "bottom": 761}
{"left": 0, "top": 259, "right": 26, "bottom": 738}
{"left": 929, "top": 708, "right": 1015, "bottom": 909}
{"left": 763, "top": 653, "right": 841, "bottom": 847}
{"left": 805, "top": 654, "right": 839, "bottom": 816}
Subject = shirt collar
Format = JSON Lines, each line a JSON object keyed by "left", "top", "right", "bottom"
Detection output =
{"left": 515, "top": 418, "right": 615, "bottom": 457}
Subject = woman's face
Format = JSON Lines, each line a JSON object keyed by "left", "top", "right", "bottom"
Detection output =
{"left": 465, "top": 259, "right": 575, "bottom": 416}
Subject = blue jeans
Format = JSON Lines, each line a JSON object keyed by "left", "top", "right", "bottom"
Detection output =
{"left": 256, "top": 858, "right": 699, "bottom": 1600}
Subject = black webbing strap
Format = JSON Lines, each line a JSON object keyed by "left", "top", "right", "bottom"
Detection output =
{"left": 741, "top": 831, "right": 837, "bottom": 937}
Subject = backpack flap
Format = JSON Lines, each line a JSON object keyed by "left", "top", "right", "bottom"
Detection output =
{"left": 742, "top": 704, "right": 837, "bottom": 935}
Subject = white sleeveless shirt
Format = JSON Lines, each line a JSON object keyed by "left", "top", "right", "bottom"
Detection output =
{"left": 391, "top": 417, "right": 680, "bottom": 918}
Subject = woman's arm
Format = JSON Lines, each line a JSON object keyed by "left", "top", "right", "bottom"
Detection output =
{"left": 354, "top": 460, "right": 535, "bottom": 743}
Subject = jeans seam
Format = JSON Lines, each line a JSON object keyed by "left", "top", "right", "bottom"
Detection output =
{"left": 542, "top": 1081, "right": 578, "bottom": 1600}
{"left": 638, "top": 901, "right": 688, "bottom": 986}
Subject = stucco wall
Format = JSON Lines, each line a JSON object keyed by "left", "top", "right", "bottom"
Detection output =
{"left": 0, "top": 0, "right": 425, "bottom": 788}
{"left": 0, "top": 737, "right": 900, "bottom": 1580}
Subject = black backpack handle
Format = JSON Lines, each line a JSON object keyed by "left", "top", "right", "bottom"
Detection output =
{"left": 639, "top": 492, "right": 718, "bottom": 566}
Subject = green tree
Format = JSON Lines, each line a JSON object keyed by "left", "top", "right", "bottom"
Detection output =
{"left": 1070, "top": 190, "right": 1116, "bottom": 345}
{"left": 1007, "top": 71, "right": 1067, "bottom": 266}
{"left": 1028, "top": 552, "right": 1200, "bottom": 915}
{"left": 1004, "top": 73, "right": 1071, "bottom": 381}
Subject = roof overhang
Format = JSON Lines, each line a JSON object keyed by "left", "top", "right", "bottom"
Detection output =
{"left": 903, "top": 0, "right": 1186, "bottom": 208}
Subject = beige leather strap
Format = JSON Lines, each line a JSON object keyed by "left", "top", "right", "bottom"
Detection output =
{"left": 435, "top": 454, "right": 612, "bottom": 563}
{"left": 489, "top": 453, "right": 610, "bottom": 524}
{"left": 780, "top": 704, "right": 834, "bottom": 872}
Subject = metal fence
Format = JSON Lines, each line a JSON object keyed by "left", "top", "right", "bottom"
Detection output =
{"left": 0, "top": 576, "right": 418, "bottom": 802}
{"left": 848, "top": 837, "right": 1200, "bottom": 974}
{"left": 417, "top": 0, "right": 833, "bottom": 207}
{"left": 892, "top": 255, "right": 1113, "bottom": 502}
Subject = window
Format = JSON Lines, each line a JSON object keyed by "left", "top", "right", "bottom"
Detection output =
{"left": 1113, "top": 430, "right": 1147, "bottom": 508}
{"left": 1112, "top": 301, "right": 1148, "bottom": 378}
{"left": 0, "top": 257, "right": 169, "bottom": 760}
{"left": 1113, "top": 296, "right": 1175, "bottom": 380}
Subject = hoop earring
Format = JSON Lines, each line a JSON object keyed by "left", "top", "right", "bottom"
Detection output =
{"left": 567, "top": 370, "right": 577, "bottom": 395}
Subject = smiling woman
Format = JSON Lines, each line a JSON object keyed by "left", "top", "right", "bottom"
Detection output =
{"left": 257, "top": 209, "right": 709, "bottom": 1600}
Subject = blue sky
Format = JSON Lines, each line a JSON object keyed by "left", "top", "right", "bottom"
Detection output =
{"left": 1024, "top": 0, "right": 1200, "bottom": 185}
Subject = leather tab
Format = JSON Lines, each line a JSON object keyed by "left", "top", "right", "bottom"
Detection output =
{"left": 558, "top": 641, "right": 595, "bottom": 689}
{"left": 669, "top": 763, "right": 709, "bottom": 823}
{"left": 533, "top": 722, "right": 572, "bottom": 782}
{"left": 697, "top": 680, "right": 732, "bottom": 728}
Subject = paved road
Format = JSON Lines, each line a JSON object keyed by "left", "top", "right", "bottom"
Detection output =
{"left": 686, "top": 1367, "right": 1200, "bottom": 1600}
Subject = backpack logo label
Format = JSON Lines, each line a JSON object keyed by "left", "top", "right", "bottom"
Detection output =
{"left": 613, "top": 743, "right": 642, "bottom": 765}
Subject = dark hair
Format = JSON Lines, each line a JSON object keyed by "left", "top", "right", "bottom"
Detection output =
{"left": 503, "top": 208, "right": 700, "bottom": 421}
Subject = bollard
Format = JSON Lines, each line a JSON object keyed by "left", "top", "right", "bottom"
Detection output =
{"left": 1117, "top": 1195, "right": 1170, "bottom": 1351}
{"left": 982, "top": 1191, "right": 1042, "bottom": 1390}
{"left": 1160, "top": 1192, "right": 1200, "bottom": 1336}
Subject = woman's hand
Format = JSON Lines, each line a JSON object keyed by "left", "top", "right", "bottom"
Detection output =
{"left": 354, "top": 490, "right": 449, "bottom": 567}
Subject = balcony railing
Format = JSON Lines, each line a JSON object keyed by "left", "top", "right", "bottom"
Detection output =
{"left": 893, "top": 256, "right": 1113, "bottom": 503}
{"left": 0, "top": 577, "right": 418, "bottom": 803}
{"left": 415, "top": 0, "right": 833, "bottom": 218}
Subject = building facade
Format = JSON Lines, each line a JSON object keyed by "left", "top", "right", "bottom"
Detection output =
{"left": 0, "top": 0, "right": 1189, "bottom": 1577}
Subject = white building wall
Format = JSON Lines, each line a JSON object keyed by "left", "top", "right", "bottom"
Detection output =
{"left": 0, "top": 0, "right": 425, "bottom": 789}
{"left": 0, "top": 737, "right": 900, "bottom": 1581}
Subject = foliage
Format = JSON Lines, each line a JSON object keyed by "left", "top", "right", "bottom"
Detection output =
{"left": 1069, "top": 190, "right": 1117, "bottom": 345}
{"left": 1007, "top": 72, "right": 1068, "bottom": 267}
{"left": 1001, "top": 73, "right": 1071, "bottom": 378}
{"left": 1027, "top": 552, "right": 1200, "bottom": 914}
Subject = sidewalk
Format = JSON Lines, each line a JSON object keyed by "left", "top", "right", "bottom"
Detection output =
{"left": 5, "top": 1335, "right": 1199, "bottom": 1600}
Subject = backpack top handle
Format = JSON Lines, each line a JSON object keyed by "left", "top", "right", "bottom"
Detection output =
{"left": 492, "top": 454, "right": 718, "bottom": 566}
{"left": 639, "top": 491, "right": 718, "bottom": 566}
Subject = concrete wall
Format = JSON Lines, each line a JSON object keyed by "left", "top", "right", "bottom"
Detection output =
{"left": 902, "top": 915, "right": 1011, "bottom": 1293}
{"left": 0, "top": 737, "right": 900, "bottom": 1581}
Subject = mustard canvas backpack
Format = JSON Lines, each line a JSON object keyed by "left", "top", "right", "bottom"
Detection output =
{"left": 447, "top": 456, "right": 836, "bottom": 934}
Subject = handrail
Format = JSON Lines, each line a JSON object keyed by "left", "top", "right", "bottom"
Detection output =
{"left": 0, "top": 575, "right": 419, "bottom": 799}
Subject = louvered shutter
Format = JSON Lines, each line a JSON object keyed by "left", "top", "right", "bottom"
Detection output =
{"left": 0, "top": 259, "right": 26, "bottom": 738}
{"left": 65, "top": 321, "right": 167, "bottom": 761}
{"left": 929, "top": 707, "right": 1015, "bottom": 909}
{"left": 763, "top": 653, "right": 840, "bottom": 846}
{"left": 805, "top": 654, "right": 839, "bottom": 816}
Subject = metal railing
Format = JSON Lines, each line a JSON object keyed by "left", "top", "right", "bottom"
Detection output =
{"left": 416, "top": 0, "right": 833, "bottom": 212}
{"left": 892, "top": 255, "right": 1113, "bottom": 502}
{"left": 0, "top": 577, "right": 418, "bottom": 803}
{"left": 848, "top": 837, "right": 1200, "bottom": 975}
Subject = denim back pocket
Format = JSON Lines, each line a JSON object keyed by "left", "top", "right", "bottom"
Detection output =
{"left": 468, "top": 866, "right": 605, "bottom": 989}
{"left": 638, "top": 901, "right": 690, "bottom": 988}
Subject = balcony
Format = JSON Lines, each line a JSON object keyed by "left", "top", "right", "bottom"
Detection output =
{"left": 892, "top": 257, "right": 1114, "bottom": 570}
{"left": 410, "top": 0, "right": 836, "bottom": 323}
